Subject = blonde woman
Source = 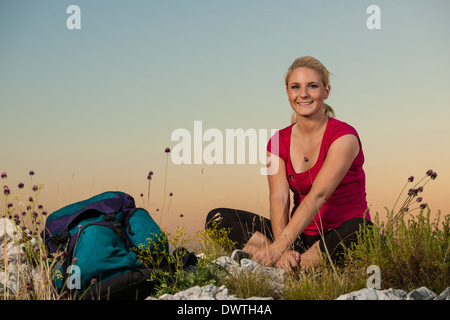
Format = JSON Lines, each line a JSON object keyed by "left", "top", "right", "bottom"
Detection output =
{"left": 205, "top": 56, "right": 371, "bottom": 270}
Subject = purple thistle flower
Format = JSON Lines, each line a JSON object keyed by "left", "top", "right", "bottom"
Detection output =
{"left": 3, "top": 186, "right": 10, "bottom": 196}
{"left": 180, "top": 214, "right": 184, "bottom": 218}
{"left": 1, "top": 171, "right": 7, "bottom": 179}
{"left": 420, "top": 203, "right": 427, "bottom": 210}
{"left": 169, "top": 192, "right": 173, "bottom": 196}
{"left": 28, "top": 196, "right": 33, "bottom": 202}
{"left": 416, "top": 197, "right": 423, "bottom": 203}
{"left": 147, "top": 171, "right": 153, "bottom": 180}
{"left": 32, "top": 185, "right": 38, "bottom": 192}
{"left": 426, "top": 169, "right": 433, "bottom": 176}
{"left": 29, "top": 170, "right": 35, "bottom": 176}
{"left": 42, "top": 210, "right": 48, "bottom": 215}
{"left": 7, "top": 202, "right": 13, "bottom": 208}
{"left": 417, "top": 187, "right": 423, "bottom": 193}
{"left": 408, "top": 176, "right": 414, "bottom": 182}
{"left": 165, "top": 147, "right": 171, "bottom": 153}
{"left": 430, "top": 172, "right": 437, "bottom": 180}
{"left": 18, "top": 182, "right": 24, "bottom": 189}
{"left": 140, "top": 193, "right": 144, "bottom": 197}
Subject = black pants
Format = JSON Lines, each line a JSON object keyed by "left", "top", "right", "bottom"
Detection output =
{"left": 205, "top": 207, "right": 372, "bottom": 263}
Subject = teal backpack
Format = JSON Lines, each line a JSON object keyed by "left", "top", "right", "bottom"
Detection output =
{"left": 41, "top": 191, "right": 168, "bottom": 299}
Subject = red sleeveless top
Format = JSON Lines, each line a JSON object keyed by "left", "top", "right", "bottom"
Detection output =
{"left": 267, "top": 118, "right": 370, "bottom": 235}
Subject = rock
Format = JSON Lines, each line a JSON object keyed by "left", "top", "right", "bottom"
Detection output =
{"left": 336, "top": 288, "right": 407, "bottom": 300}
{"left": 0, "top": 218, "right": 41, "bottom": 295}
{"left": 146, "top": 284, "right": 265, "bottom": 300}
{"left": 406, "top": 286, "right": 437, "bottom": 300}
{"left": 213, "top": 256, "right": 239, "bottom": 271}
{"left": 435, "top": 287, "right": 450, "bottom": 300}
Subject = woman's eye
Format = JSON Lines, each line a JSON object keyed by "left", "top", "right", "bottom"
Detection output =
{"left": 309, "top": 84, "right": 318, "bottom": 88}
{"left": 291, "top": 85, "right": 300, "bottom": 89}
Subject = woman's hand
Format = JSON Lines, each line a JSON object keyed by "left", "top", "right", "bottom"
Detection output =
{"left": 276, "top": 250, "right": 301, "bottom": 271}
{"left": 252, "top": 243, "right": 284, "bottom": 267}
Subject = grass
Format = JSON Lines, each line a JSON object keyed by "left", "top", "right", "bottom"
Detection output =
{"left": 1, "top": 169, "right": 449, "bottom": 299}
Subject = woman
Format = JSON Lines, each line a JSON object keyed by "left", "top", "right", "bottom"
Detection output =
{"left": 205, "top": 56, "right": 371, "bottom": 270}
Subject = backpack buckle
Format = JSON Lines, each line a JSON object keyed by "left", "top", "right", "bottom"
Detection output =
{"left": 50, "top": 229, "right": 71, "bottom": 246}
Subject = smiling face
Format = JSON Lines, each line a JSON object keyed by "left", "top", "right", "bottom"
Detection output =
{"left": 286, "top": 67, "right": 330, "bottom": 120}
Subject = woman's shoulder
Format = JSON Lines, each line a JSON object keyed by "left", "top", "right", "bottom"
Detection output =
{"left": 327, "top": 118, "right": 359, "bottom": 136}
{"left": 326, "top": 118, "right": 362, "bottom": 148}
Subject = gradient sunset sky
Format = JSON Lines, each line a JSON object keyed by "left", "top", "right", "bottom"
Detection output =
{"left": 1, "top": 0, "right": 449, "bottom": 234}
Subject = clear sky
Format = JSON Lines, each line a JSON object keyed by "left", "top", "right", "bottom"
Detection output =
{"left": 1, "top": 0, "right": 449, "bottom": 235}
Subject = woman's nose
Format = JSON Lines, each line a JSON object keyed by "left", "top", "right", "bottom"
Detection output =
{"left": 299, "top": 87, "right": 309, "bottom": 98}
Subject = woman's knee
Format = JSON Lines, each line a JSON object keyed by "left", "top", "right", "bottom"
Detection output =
{"left": 205, "top": 207, "right": 236, "bottom": 229}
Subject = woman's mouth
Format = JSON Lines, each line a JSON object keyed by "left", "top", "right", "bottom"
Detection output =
{"left": 297, "top": 101, "right": 313, "bottom": 106}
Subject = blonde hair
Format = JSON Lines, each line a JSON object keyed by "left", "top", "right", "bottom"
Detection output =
{"left": 285, "top": 56, "right": 335, "bottom": 123}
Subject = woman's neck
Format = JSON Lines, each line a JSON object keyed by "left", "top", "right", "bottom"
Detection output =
{"left": 294, "top": 113, "right": 329, "bottom": 137}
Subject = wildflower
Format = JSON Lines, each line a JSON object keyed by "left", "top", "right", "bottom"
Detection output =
{"left": 408, "top": 176, "right": 414, "bottom": 182}
{"left": 430, "top": 172, "right": 437, "bottom": 180}
{"left": 420, "top": 203, "right": 427, "bottom": 210}
{"left": 140, "top": 193, "right": 144, "bottom": 197}
{"left": 73, "top": 257, "right": 78, "bottom": 263}
{"left": 180, "top": 214, "right": 184, "bottom": 218}
{"left": 29, "top": 170, "right": 35, "bottom": 176}
{"left": 28, "top": 196, "right": 33, "bottom": 202}
{"left": 169, "top": 192, "right": 173, "bottom": 196}
{"left": 18, "top": 182, "right": 24, "bottom": 189}
{"left": 416, "top": 197, "right": 423, "bottom": 203}
{"left": 147, "top": 171, "right": 153, "bottom": 180}
{"left": 21, "top": 211, "right": 26, "bottom": 216}
{"left": 304, "top": 157, "right": 309, "bottom": 163}
{"left": 3, "top": 186, "right": 10, "bottom": 196}
{"left": 165, "top": 147, "right": 171, "bottom": 153}
{"left": 42, "top": 210, "right": 48, "bottom": 216}
{"left": 38, "top": 204, "right": 43, "bottom": 210}
{"left": 426, "top": 169, "right": 433, "bottom": 176}
{"left": 7, "top": 202, "right": 13, "bottom": 208}
{"left": 32, "top": 185, "right": 38, "bottom": 192}
{"left": 417, "top": 187, "right": 423, "bottom": 193}
{"left": 1, "top": 171, "right": 6, "bottom": 179}
{"left": 90, "top": 278, "right": 97, "bottom": 285}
